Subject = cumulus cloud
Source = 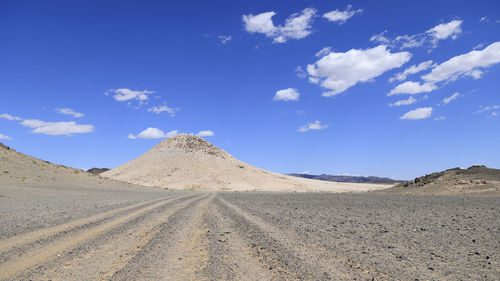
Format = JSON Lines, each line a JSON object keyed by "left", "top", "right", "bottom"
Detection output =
{"left": 426, "top": 20, "right": 462, "bottom": 41}
{"left": 243, "top": 8, "right": 317, "bottom": 43}
{"left": 196, "top": 130, "right": 214, "bottom": 137}
{"left": 1, "top": 113, "right": 94, "bottom": 136}
{"left": 442, "top": 92, "right": 459, "bottom": 105}
{"left": 274, "top": 88, "right": 300, "bottom": 101}
{"left": 105, "top": 88, "right": 154, "bottom": 105}
{"left": 388, "top": 81, "right": 437, "bottom": 96}
{"left": 323, "top": 5, "right": 362, "bottom": 24}
{"left": 371, "top": 20, "right": 463, "bottom": 50}
{"left": 20, "top": 120, "right": 94, "bottom": 136}
{"left": 147, "top": 105, "right": 178, "bottom": 116}
{"left": 389, "top": 60, "right": 436, "bottom": 82}
{"left": 128, "top": 128, "right": 178, "bottom": 139}
{"left": 0, "top": 113, "right": 21, "bottom": 121}
{"left": 308, "top": 77, "right": 320, "bottom": 84}
{"left": 389, "top": 96, "right": 417, "bottom": 107}
{"left": 0, "top": 134, "right": 12, "bottom": 140}
{"left": 298, "top": 120, "right": 328, "bottom": 132}
{"left": 422, "top": 42, "right": 500, "bottom": 83}
{"left": 56, "top": 108, "right": 84, "bottom": 118}
{"left": 400, "top": 107, "right": 433, "bottom": 120}
{"left": 307, "top": 45, "right": 411, "bottom": 96}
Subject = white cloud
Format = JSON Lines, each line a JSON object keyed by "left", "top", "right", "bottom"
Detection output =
{"left": 394, "top": 34, "right": 427, "bottom": 49}
{"left": 56, "top": 108, "right": 84, "bottom": 118}
{"left": 475, "top": 105, "right": 500, "bottom": 113}
{"left": 389, "top": 96, "right": 417, "bottom": 107}
{"left": 0, "top": 134, "right": 12, "bottom": 140}
{"left": 442, "top": 92, "right": 459, "bottom": 105}
{"left": 243, "top": 8, "right": 317, "bottom": 43}
{"left": 20, "top": 120, "right": 94, "bottom": 136}
{"left": 1, "top": 113, "right": 94, "bottom": 136}
{"left": 433, "top": 116, "right": 446, "bottom": 121}
{"left": 389, "top": 60, "right": 436, "bottom": 82}
{"left": 274, "top": 88, "right": 300, "bottom": 101}
{"left": 106, "top": 88, "right": 154, "bottom": 105}
{"left": 308, "top": 77, "right": 320, "bottom": 84}
{"left": 388, "top": 81, "right": 437, "bottom": 96}
{"left": 400, "top": 107, "right": 433, "bottom": 120}
{"left": 218, "top": 35, "right": 232, "bottom": 44}
{"left": 422, "top": 42, "right": 500, "bottom": 83}
{"left": 0, "top": 113, "right": 21, "bottom": 121}
{"left": 323, "top": 5, "right": 362, "bottom": 24}
{"left": 315, "top": 47, "right": 332, "bottom": 57}
{"left": 307, "top": 45, "right": 411, "bottom": 96}
{"left": 473, "top": 43, "right": 485, "bottom": 50}
{"left": 426, "top": 20, "right": 462, "bottom": 41}
{"left": 295, "top": 66, "right": 307, "bottom": 78}
{"left": 128, "top": 127, "right": 178, "bottom": 139}
{"left": 147, "top": 105, "right": 178, "bottom": 117}
{"left": 480, "top": 16, "right": 489, "bottom": 22}
{"left": 298, "top": 120, "right": 328, "bottom": 132}
{"left": 196, "top": 130, "right": 214, "bottom": 137}
{"left": 370, "top": 30, "right": 391, "bottom": 45}
{"left": 371, "top": 20, "right": 463, "bottom": 50}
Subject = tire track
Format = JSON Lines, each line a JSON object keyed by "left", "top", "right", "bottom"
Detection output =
{"left": 0, "top": 193, "right": 181, "bottom": 255}
{"left": 0, "top": 193, "right": 195, "bottom": 280}
{"left": 217, "top": 196, "right": 365, "bottom": 280}
{"left": 21, "top": 194, "right": 205, "bottom": 281}
{"left": 110, "top": 194, "right": 215, "bottom": 281}
{"left": 203, "top": 200, "right": 274, "bottom": 281}
{"left": 100, "top": 194, "right": 208, "bottom": 281}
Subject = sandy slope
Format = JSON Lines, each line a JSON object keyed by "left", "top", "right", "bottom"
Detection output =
{"left": 0, "top": 143, "right": 135, "bottom": 189}
{"left": 102, "top": 134, "right": 389, "bottom": 192}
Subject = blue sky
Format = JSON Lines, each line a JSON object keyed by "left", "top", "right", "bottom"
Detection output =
{"left": 1, "top": 0, "right": 499, "bottom": 180}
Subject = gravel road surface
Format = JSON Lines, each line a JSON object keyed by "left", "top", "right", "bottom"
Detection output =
{"left": 0, "top": 186, "right": 498, "bottom": 280}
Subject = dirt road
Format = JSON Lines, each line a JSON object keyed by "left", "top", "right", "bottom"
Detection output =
{"left": 0, "top": 186, "right": 498, "bottom": 280}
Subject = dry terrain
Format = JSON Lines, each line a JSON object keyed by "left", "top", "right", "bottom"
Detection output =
{"left": 1, "top": 141, "right": 499, "bottom": 280}
{"left": 0, "top": 186, "right": 498, "bottom": 280}
{"left": 102, "top": 135, "right": 390, "bottom": 192}
{"left": 380, "top": 165, "right": 500, "bottom": 196}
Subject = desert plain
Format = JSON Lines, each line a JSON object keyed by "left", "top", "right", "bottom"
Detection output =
{"left": 0, "top": 136, "right": 499, "bottom": 280}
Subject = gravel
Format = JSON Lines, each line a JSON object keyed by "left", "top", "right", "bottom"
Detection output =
{"left": 0, "top": 187, "right": 498, "bottom": 280}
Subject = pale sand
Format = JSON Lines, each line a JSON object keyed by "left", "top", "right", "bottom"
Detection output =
{"left": 0, "top": 143, "right": 136, "bottom": 190}
{"left": 102, "top": 134, "right": 391, "bottom": 192}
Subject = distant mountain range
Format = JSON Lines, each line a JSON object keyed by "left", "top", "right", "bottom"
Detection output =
{"left": 288, "top": 173, "right": 403, "bottom": 184}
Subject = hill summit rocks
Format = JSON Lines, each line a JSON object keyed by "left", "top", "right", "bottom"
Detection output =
{"left": 151, "top": 134, "right": 230, "bottom": 159}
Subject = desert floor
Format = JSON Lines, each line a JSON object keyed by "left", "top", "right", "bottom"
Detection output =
{"left": 0, "top": 184, "right": 498, "bottom": 280}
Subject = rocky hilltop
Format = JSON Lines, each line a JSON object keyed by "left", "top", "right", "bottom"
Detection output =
{"left": 87, "top": 168, "right": 110, "bottom": 175}
{"left": 380, "top": 165, "right": 500, "bottom": 196}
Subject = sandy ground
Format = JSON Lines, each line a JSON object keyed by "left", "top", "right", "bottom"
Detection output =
{"left": 1, "top": 184, "right": 498, "bottom": 280}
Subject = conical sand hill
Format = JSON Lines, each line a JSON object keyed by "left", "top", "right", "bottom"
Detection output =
{"left": 102, "top": 134, "right": 389, "bottom": 192}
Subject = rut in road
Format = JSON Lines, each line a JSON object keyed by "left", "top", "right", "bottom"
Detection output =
{"left": 0, "top": 192, "right": 391, "bottom": 281}
{"left": 0, "top": 193, "right": 196, "bottom": 280}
